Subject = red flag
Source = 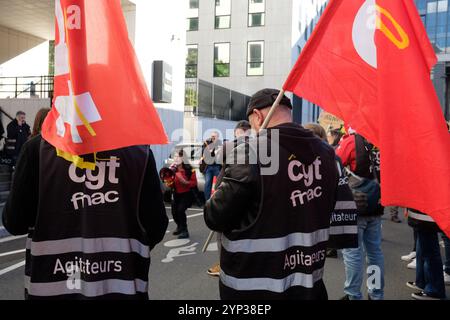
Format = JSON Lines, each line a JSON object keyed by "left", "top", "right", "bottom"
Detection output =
{"left": 284, "top": 0, "right": 450, "bottom": 236}
{"left": 42, "top": 0, "right": 168, "bottom": 157}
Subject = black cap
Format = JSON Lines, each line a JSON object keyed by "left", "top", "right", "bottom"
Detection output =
{"left": 246, "top": 89, "right": 292, "bottom": 118}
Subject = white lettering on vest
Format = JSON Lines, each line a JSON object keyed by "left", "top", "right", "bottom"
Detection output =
{"left": 71, "top": 191, "right": 119, "bottom": 210}
{"left": 288, "top": 157, "right": 324, "bottom": 208}
{"left": 290, "top": 186, "right": 323, "bottom": 207}
{"left": 288, "top": 157, "right": 322, "bottom": 186}
{"left": 69, "top": 157, "right": 120, "bottom": 190}
{"left": 68, "top": 158, "right": 121, "bottom": 211}
{"left": 283, "top": 249, "right": 326, "bottom": 270}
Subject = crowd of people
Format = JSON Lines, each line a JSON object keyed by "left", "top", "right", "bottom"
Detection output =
{"left": 1, "top": 91, "right": 449, "bottom": 300}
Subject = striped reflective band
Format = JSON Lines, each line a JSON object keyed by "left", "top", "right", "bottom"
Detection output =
{"left": 24, "top": 276, "right": 148, "bottom": 297}
{"left": 408, "top": 211, "right": 435, "bottom": 223}
{"left": 26, "top": 238, "right": 150, "bottom": 258}
{"left": 330, "top": 225, "right": 358, "bottom": 235}
{"left": 334, "top": 201, "right": 357, "bottom": 210}
{"left": 220, "top": 268, "right": 324, "bottom": 292}
{"left": 222, "top": 229, "right": 329, "bottom": 253}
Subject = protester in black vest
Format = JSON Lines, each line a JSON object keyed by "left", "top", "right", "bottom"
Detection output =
{"left": 304, "top": 124, "right": 359, "bottom": 256}
{"left": 6, "top": 111, "right": 31, "bottom": 161}
{"left": 2, "top": 137, "right": 168, "bottom": 300}
{"left": 204, "top": 89, "right": 339, "bottom": 300}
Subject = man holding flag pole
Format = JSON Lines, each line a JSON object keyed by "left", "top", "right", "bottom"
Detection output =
{"left": 206, "top": 0, "right": 449, "bottom": 301}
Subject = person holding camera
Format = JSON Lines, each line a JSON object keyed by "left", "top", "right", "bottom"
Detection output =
{"left": 201, "top": 132, "right": 222, "bottom": 201}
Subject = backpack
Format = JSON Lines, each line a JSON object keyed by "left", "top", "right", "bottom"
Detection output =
{"left": 346, "top": 168, "right": 382, "bottom": 216}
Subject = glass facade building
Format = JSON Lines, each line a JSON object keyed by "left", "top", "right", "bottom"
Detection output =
{"left": 296, "top": 0, "right": 450, "bottom": 123}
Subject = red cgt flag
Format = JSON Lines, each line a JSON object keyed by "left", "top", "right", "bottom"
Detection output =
{"left": 42, "top": 0, "right": 168, "bottom": 159}
{"left": 284, "top": 0, "right": 450, "bottom": 236}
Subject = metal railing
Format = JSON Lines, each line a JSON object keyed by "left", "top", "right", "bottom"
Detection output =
{"left": 0, "top": 75, "right": 54, "bottom": 99}
{"left": 0, "top": 107, "right": 14, "bottom": 122}
{"left": 185, "top": 78, "right": 249, "bottom": 121}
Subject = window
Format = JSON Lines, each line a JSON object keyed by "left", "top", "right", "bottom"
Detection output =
{"left": 248, "top": 0, "right": 265, "bottom": 27}
{"left": 247, "top": 41, "right": 264, "bottom": 76}
{"left": 187, "top": 18, "right": 199, "bottom": 31}
{"left": 186, "top": 44, "right": 198, "bottom": 78}
{"left": 187, "top": 0, "right": 199, "bottom": 31}
{"left": 189, "top": 0, "right": 199, "bottom": 9}
{"left": 215, "top": 0, "right": 231, "bottom": 29}
{"left": 214, "top": 43, "right": 230, "bottom": 77}
{"left": 427, "top": 0, "right": 448, "bottom": 13}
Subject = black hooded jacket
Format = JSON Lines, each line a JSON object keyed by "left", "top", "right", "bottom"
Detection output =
{"left": 204, "top": 122, "right": 338, "bottom": 234}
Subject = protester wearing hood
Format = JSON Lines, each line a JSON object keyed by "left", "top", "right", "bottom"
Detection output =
{"left": 204, "top": 89, "right": 339, "bottom": 300}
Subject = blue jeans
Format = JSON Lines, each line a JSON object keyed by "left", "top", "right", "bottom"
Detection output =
{"left": 442, "top": 233, "right": 450, "bottom": 275}
{"left": 342, "top": 216, "right": 385, "bottom": 300}
{"left": 204, "top": 165, "right": 221, "bottom": 201}
{"left": 415, "top": 230, "right": 446, "bottom": 298}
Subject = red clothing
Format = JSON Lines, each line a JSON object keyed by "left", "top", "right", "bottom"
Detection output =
{"left": 335, "top": 134, "right": 356, "bottom": 172}
{"left": 174, "top": 167, "right": 197, "bottom": 194}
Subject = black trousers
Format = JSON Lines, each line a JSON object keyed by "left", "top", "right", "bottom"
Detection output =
{"left": 172, "top": 191, "right": 192, "bottom": 231}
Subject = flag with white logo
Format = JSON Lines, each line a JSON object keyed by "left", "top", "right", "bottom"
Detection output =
{"left": 283, "top": 0, "right": 450, "bottom": 237}
{"left": 42, "top": 0, "right": 168, "bottom": 165}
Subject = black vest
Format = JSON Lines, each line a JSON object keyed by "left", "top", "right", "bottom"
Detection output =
{"left": 220, "top": 135, "right": 338, "bottom": 300}
{"left": 328, "top": 158, "right": 358, "bottom": 249}
{"left": 25, "top": 141, "right": 150, "bottom": 300}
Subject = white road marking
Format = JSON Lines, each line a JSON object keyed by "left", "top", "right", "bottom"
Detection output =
{"left": 0, "top": 235, "right": 27, "bottom": 244}
{"left": 0, "top": 260, "right": 25, "bottom": 276}
{"left": 206, "top": 242, "right": 218, "bottom": 252}
{"left": 0, "top": 249, "right": 26, "bottom": 258}
{"left": 168, "top": 212, "right": 204, "bottom": 223}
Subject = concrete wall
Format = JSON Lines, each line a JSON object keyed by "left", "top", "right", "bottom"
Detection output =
{"left": 0, "top": 26, "right": 46, "bottom": 65}
{"left": 133, "top": 0, "right": 187, "bottom": 170}
{"left": 0, "top": 98, "right": 51, "bottom": 134}
{"left": 184, "top": 114, "right": 237, "bottom": 143}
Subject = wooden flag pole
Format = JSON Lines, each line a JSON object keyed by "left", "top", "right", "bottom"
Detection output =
{"left": 202, "top": 89, "right": 286, "bottom": 253}
{"left": 261, "top": 89, "right": 286, "bottom": 130}
{"left": 202, "top": 230, "right": 215, "bottom": 253}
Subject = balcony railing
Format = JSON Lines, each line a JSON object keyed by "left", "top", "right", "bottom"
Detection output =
{"left": 0, "top": 75, "right": 54, "bottom": 99}
{"left": 185, "top": 78, "right": 249, "bottom": 121}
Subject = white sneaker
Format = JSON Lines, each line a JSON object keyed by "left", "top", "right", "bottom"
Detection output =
{"left": 401, "top": 252, "right": 416, "bottom": 262}
{"left": 444, "top": 272, "right": 450, "bottom": 285}
{"left": 407, "top": 258, "right": 416, "bottom": 269}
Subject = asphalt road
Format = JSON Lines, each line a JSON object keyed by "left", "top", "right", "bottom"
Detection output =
{"left": 0, "top": 207, "right": 449, "bottom": 300}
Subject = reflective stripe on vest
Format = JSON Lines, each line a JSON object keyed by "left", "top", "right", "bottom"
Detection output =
{"left": 26, "top": 237, "right": 150, "bottom": 258}
{"left": 334, "top": 201, "right": 357, "bottom": 210}
{"left": 24, "top": 276, "right": 147, "bottom": 297}
{"left": 408, "top": 211, "right": 435, "bottom": 223}
{"left": 221, "top": 228, "right": 329, "bottom": 254}
{"left": 330, "top": 225, "right": 358, "bottom": 235}
{"left": 220, "top": 268, "right": 324, "bottom": 292}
